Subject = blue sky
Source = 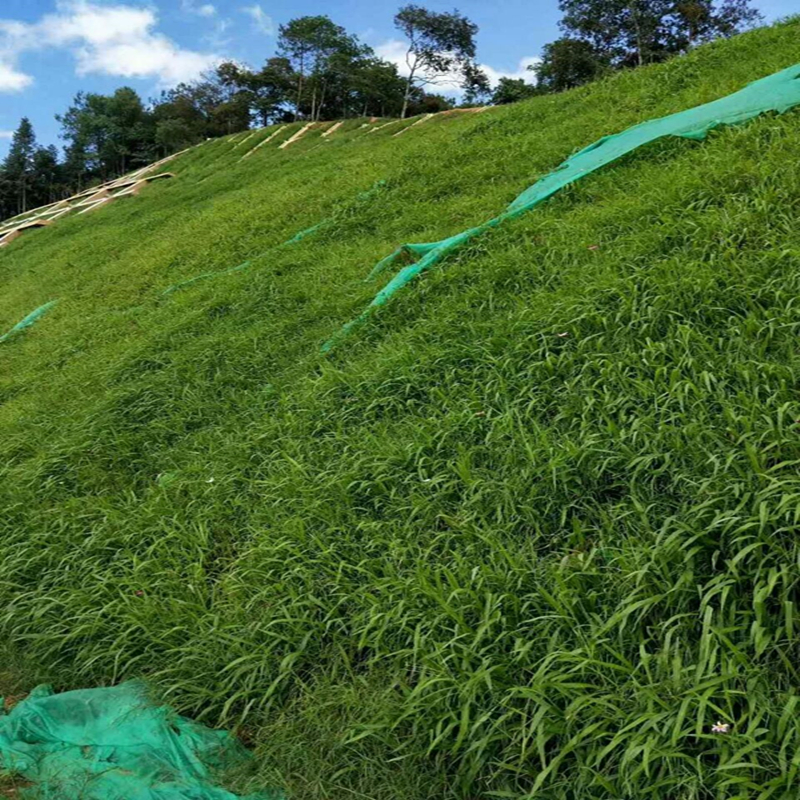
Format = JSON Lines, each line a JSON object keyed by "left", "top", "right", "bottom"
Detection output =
{"left": 0, "top": 0, "right": 795, "bottom": 158}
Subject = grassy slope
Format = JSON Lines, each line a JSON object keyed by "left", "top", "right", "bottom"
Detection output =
{"left": 2, "top": 19, "right": 800, "bottom": 799}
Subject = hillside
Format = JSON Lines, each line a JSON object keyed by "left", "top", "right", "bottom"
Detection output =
{"left": 2, "top": 18, "right": 800, "bottom": 799}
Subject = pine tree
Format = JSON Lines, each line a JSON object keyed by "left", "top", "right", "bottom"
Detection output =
{"left": 2, "top": 118, "right": 37, "bottom": 214}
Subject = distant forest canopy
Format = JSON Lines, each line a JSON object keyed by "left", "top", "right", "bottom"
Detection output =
{"left": 0, "top": 0, "right": 761, "bottom": 220}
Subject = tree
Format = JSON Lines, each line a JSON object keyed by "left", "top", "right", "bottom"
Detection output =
{"left": 2, "top": 118, "right": 37, "bottom": 214}
{"left": 560, "top": 0, "right": 673, "bottom": 66}
{"left": 103, "top": 87, "right": 156, "bottom": 173}
{"left": 349, "top": 58, "right": 408, "bottom": 118}
{"left": 406, "top": 92, "right": 456, "bottom": 116}
{"left": 154, "top": 118, "right": 196, "bottom": 154}
{"left": 151, "top": 71, "right": 251, "bottom": 145}
{"left": 558, "top": 0, "right": 762, "bottom": 68}
{"left": 209, "top": 95, "right": 252, "bottom": 135}
{"left": 535, "top": 38, "right": 608, "bottom": 92}
{"left": 491, "top": 77, "right": 540, "bottom": 105}
{"left": 61, "top": 137, "right": 90, "bottom": 193}
{"left": 30, "top": 146, "right": 62, "bottom": 208}
{"left": 217, "top": 58, "right": 295, "bottom": 126}
{"left": 152, "top": 91, "right": 207, "bottom": 154}
{"left": 276, "top": 17, "right": 412, "bottom": 121}
{"left": 0, "top": 121, "right": 65, "bottom": 218}
{"left": 0, "top": 171, "right": 13, "bottom": 221}
{"left": 461, "top": 62, "right": 492, "bottom": 106}
{"left": 673, "top": 0, "right": 762, "bottom": 48}
{"left": 317, "top": 44, "right": 375, "bottom": 119}
{"left": 394, "top": 5, "right": 485, "bottom": 118}
{"left": 1, "top": 58, "right": 270, "bottom": 215}
{"left": 58, "top": 88, "right": 156, "bottom": 182}
{"left": 278, "top": 16, "right": 355, "bottom": 120}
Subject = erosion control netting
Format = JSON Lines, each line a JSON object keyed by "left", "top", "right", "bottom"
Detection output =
{"left": 0, "top": 301, "right": 58, "bottom": 345}
{"left": 0, "top": 682, "right": 279, "bottom": 800}
{"left": 4, "top": 66, "right": 800, "bottom": 351}
{"left": 322, "top": 62, "right": 800, "bottom": 350}
{"left": 162, "top": 181, "right": 388, "bottom": 296}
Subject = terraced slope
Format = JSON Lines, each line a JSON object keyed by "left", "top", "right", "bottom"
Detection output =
{"left": 2, "top": 18, "right": 800, "bottom": 800}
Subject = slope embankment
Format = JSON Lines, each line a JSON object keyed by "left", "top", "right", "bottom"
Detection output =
{"left": 2, "top": 18, "right": 800, "bottom": 799}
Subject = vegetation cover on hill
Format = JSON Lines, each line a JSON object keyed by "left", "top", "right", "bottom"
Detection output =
{"left": 2, "top": 17, "right": 800, "bottom": 800}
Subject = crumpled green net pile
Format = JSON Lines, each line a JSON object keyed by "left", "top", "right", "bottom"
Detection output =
{"left": 0, "top": 682, "right": 279, "bottom": 800}
{"left": 322, "top": 62, "right": 800, "bottom": 350}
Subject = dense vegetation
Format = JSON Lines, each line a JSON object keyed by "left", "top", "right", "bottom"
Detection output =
{"left": 2, "top": 16, "right": 800, "bottom": 799}
{"left": 0, "top": 0, "right": 761, "bottom": 221}
{"left": 540, "top": 0, "right": 762, "bottom": 84}
{"left": 0, "top": 5, "right": 473, "bottom": 221}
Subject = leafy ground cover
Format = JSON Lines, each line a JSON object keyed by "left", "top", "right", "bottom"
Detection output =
{"left": 2, "top": 18, "right": 800, "bottom": 799}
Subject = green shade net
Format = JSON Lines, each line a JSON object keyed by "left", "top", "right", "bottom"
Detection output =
{"left": 0, "top": 682, "right": 280, "bottom": 800}
{"left": 0, "top": 301, "right": 58, "bottom": 345}
{"left": 322, "top": 62, "right": 800, "bottom": 351}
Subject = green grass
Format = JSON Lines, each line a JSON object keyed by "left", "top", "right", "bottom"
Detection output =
{"left": 2, "top": 18, "right": 800, "bottom": 799}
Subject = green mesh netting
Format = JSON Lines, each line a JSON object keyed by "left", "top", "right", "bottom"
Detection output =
{"left": 283, "top": 222, "right": 325, "bottom": 245}
{"left": 322, "top": 62, "right": 800, "bottom": 351}
{"left": 162, "top": 261, "right": 253, "bottom": 296}
{"left": 0, "top": 682, "right": 280, "bottom": 800}
{"left": 162, "top": 181, "right": 388, "bottom": 296}
{"left": 0, "top": 301, "right": 58, "bottom": 345}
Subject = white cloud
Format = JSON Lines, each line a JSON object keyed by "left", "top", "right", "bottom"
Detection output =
{"left": 39, "top": 4, "right": 156, "bottom": 46}
{"left": 76, "top": 38, "right": 217, "bottom": 84}
{"left": 203, "top": 17, "right": 233, "bottom": 49}
{"left": 480, "top": 57, "right": 541, "bottom": 87}
{"left": 0, "top": 0, "right": 220, "bottom": 92}
{"left": 241, "top": 4, "right": 274, "bottom": 35}
{"left": 0, "top": 62, "right": 32, "bottom": 92}
{"left": 375, "top": 40, "right": 423, "bottom": 79}
{"left": 375, "top": 39, "right": 539, "bottom": 95}
{"left": 0, "top": 19, "right": 35, "bottom": 90}
{"left": 375, "top": 39, "right": 465, "bottom": 95}
{"left": 0, "top": 129, "right": 14, "bottom": 139}
{"left": 182, "top": 0, "right": 217, "bottom": 18}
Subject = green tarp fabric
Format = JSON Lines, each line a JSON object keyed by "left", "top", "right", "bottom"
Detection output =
{"left": 322, "top": 62, "right": 800, "bottom": 351}
{"left": 0, "top": 682, "right": 279, "bottom": 800}
{"left": 0, "top": 301, "right": 58, "bottom": 345}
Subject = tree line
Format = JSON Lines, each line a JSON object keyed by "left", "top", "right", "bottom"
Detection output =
{"left": 0, "top": 0, "right": 760, "bottom": 220}
{"left": 527, "top": 0, "right": 761, "bottom": 97}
